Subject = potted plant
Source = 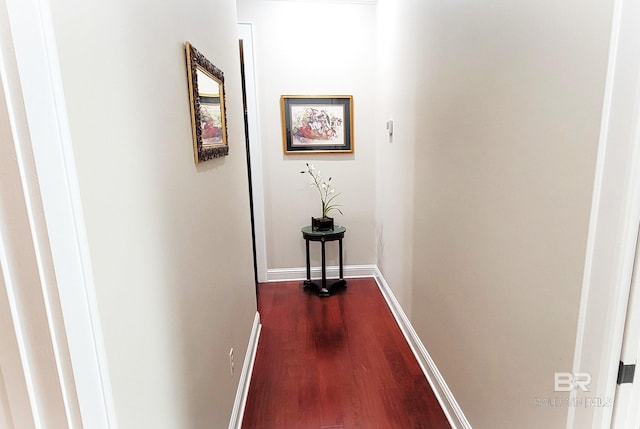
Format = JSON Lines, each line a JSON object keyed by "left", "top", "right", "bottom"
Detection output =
{"left": 300, "top": 163, "right": 343, "bottom": 231}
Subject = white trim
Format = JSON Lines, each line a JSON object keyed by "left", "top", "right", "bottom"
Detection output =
{"left": 4, "top": 71, "right": 75, "bottom": 425}
{"left": 611, "top": 229, "right": 640, "bottom": 428}
{"left": 266, "top": 264, "right": 377, "bottom": 282}
{"left": 568, "top": 0, "right": 640, "bottom": 426}
{"left": 238, "top": 23, "right": 268, "bottom": 283}
{"left": 0, "top": 236, "right": 42, "bottom": 427}
{"left": 372, "top": 267, "right": 471, "bottom": 429}
{"left": 0, "top": 7, "right": 42, "bottom": 423}
{"left": 228, "top": 312, "right": 262, "bottom": 429}
{"left": 5, "top": 0, "right": 117, "bottom": 427}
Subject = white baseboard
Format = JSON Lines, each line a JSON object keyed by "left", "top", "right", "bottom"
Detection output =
{"left": 266, "top": 264, "right": 377, "bottom": 282}
{"left": 228, "top": 312, "right": 261, "bottom": 429}
{"left": 258, "top": 265, "right": 470, "bottom": 428}
{"left": 372, "top": 267, "right": 471, "bottom": 429}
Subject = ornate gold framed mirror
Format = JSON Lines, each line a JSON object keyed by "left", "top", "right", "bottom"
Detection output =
{"left": 185, "top": 42, "right": 228, "bottom": 163}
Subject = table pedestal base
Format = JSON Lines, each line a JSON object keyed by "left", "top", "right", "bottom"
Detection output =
{"left": 303, "top": 279, "right": 347, "bottom": 297}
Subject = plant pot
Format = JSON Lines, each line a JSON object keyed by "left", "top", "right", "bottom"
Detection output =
{"left": 312, "top": 216, "right": 334, "bottom": 231}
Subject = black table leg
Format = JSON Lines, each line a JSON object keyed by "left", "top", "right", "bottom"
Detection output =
{"left": 329, "top": 238, "right": 346, "bottom": 293}
{"left": 306, "top": 239, "right": 311, "bottom": 281}
{"left": 320, "top": 239, "right": 329, "bottom": 296}
{"left": 339, "top": 238, "right": 343, "bottom": 280}
{"left": 303, "top": 239, "right": 312, "bottom": 289}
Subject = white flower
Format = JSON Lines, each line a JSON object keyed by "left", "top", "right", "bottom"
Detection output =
{"left": 300, "top": 163, "right": 343, "bottom": 218}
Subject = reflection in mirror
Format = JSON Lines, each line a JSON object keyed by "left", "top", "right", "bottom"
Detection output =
{"left": 197, "top": 68, "right": 223, "bottom": 145}
{"left": 185, "top": 42, "right": 228, "bottom": 163}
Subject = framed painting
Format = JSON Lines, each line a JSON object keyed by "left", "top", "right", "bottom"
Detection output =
{"left": 280, "top": 95, "right": 354, "bottom": 154}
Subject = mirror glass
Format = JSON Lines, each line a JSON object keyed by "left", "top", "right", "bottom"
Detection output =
{"left": 185, "top": 42, "right": 228, "bottom": 163}
{"left": 196, "top": 68, "right": 224, "bottom": 145}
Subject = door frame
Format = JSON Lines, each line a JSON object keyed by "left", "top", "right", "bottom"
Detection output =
{"left": 568, "top": 0, "right": 640, "bottom": 426}
{"left": 238, "top": 23, "right": 268, "bottom": 283}
{"left": 610, "top": 229, "right": 640, "bottom": 427}
{"left": 1, "top": 0, "right": 116, "bottom": 426}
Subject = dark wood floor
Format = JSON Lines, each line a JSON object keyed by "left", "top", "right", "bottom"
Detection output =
{"left": 240, "top": 278, "right": 451, "bottom": 429}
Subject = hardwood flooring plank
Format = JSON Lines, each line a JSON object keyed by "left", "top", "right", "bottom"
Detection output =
{"left": 241, "top": 278, "right": 451, "bottom": 429}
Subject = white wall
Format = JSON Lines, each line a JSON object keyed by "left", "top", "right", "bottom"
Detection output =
{"left": 48, "top": 0, "right": 257, "bottom": 427}
{"left": 236, "top": 0, "right": 377, "bottom": 271}
{"left": 374, "top": 0, "right": 614, "bottom": 427}
{"left": 374, "top": 0, "right": 424, "bottom": 314}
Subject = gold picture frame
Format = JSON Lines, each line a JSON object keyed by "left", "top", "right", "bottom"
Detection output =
{"left": 185, "top": 41, "right": 228, "bottom": 163}
{"left": 280, "top": 95, "right": 354, "bottom": 154}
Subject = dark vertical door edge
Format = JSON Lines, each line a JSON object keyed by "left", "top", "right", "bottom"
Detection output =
{"left": 239, "top": 40, "right": 259, "bottom": 295}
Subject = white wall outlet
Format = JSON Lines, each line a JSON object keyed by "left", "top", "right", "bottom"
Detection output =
{"left": 229, "top": 348, "right": 235, "bottom": 375}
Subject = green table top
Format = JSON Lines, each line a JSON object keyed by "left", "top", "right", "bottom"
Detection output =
{"left": 301, "top": 225, "right": 346, "bottom": 236}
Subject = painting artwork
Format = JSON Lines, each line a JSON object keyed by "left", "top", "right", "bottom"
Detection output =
{"left": 199, "top": 96, "right": 223, "bottom": 144}
{"left": 281, "top": 95, "right": 353, "bottom": 154}
{"left": 291, "top": 104, "right": 344, "bottom": 145}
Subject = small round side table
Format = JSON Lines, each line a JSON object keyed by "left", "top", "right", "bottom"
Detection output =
{"left": 301, "top": 225, "right": 347, "bottom": 297}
